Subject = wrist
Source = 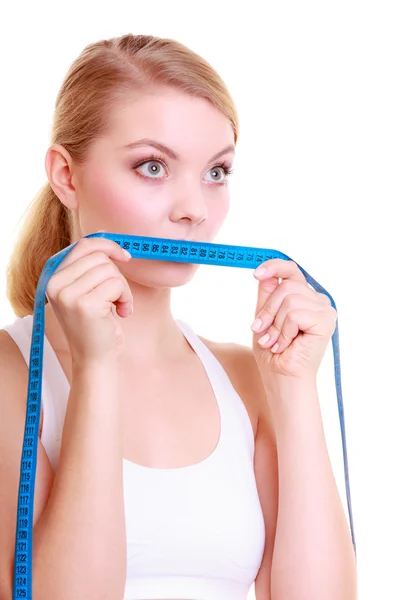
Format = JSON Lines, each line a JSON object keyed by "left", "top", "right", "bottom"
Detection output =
{"left": 262, "top": 373, "right": 317, "bottom": 396}
{"left": 262, "top": 374, "right": 319, "bottom": 418}
{"left": 72, "top": 358, "right": 121, "bottom": 379}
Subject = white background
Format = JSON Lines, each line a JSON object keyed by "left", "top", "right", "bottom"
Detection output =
{"left": 0, "top": 1, "right": 399, "bottom": 598}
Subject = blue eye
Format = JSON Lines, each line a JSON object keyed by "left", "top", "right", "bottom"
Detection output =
{"left": 207, "top": 167, "right": 226, "bottom": 183}
{"left": 132, "top": 154, "right": 234, "bottom": 185}
{"left": 205, "top": 164, "right": 233, "bottom": 184}
{"left": 135, "top": 160, "right": 166, "bottom": 179}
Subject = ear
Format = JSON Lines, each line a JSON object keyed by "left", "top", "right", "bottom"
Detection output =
{"left": 45, "top": 144, "right": 79, "bottom": 210}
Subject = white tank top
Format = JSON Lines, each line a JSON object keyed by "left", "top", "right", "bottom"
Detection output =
{"left": 3, "top": 314, "right": 265, "bottom": 600}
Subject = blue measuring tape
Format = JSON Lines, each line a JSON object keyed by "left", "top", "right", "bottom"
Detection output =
{"left": 12, "top": 232, "right": 356, "bottom": 599}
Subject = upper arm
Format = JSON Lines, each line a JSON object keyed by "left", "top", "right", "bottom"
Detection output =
{"left": 0, "top": 330, "right": 54, "bottom": 597}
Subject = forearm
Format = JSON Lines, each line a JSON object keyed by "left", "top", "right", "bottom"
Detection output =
{"left": 32, "top": 364, "right": 127, "bottom": 600}
{"left": 264, "top": 377, "right": 357, "bottom": 600}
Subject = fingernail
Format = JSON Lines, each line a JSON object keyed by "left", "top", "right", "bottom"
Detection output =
{"left": 123, "top": 249, "right": 131, "bottom": 258}
{"left": 251, "top": 318, "right": 263, "bottom": 332}
{"left": 258, "top": 333, "right": 271, "bottom": 346}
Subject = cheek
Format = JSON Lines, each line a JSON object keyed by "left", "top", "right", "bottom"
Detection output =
{"left": 80, "top": 165, "right": 156, "bottom": 230}
{"left": 208, "top": 193, "right": 230, "bottom": 232}
{"left": 78, "top": 161, "right": 230, "bottom": 237}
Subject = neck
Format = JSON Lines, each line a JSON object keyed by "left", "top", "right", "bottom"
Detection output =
{"left": 44, "top": 282, "right": 188, "bottom": 364}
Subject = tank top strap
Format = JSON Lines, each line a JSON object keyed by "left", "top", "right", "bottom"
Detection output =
{"left": 176, "top": 319, "right": 255, "bottom": 457}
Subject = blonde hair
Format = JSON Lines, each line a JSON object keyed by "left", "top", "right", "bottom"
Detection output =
{"left": 5, "top": 34, "right": 239, "bottom": 318}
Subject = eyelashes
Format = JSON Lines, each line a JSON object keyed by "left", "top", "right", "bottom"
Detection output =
{"left": 131, "top": 152, "right": 234, "bottom": 185}
{"left": 131, "top": 152, "right": 166, "bottom": 169}
{"left": 216, "top": 162, "right": 234, "bottom": 177}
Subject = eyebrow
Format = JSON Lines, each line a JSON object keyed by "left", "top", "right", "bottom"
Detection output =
{"left": 121, "top": 138, "right": 235, "bottom": 162}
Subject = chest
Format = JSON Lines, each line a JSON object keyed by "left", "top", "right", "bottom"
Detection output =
{"left": 39, "top": 342, "right": 258, "bottom": 469}
{"left": 120, "top": 356, "right": 230, "bottom": 469}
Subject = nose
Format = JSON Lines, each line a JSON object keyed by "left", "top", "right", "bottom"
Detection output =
{"left": 169, "top": 184, "right": 208, "bottom": 226}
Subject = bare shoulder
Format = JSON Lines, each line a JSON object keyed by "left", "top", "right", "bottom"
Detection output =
{"left": 0, "top": 328, "right": 36, "bottom": 416}
{"left": 0, "top": 328, "right": 30, "bottom": 380}
{"left": 198, "top": 334, "right": 269, "bottom": 440}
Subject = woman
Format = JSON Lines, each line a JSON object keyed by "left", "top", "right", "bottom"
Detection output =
{"left": 0, "top": 34, "right": 357, "bottom": 599}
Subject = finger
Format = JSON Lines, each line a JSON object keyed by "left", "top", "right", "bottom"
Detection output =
{"left": 254, "top": 259, "right": 307, "bottom": 284}
{"left": 57, "top": 263, "right": 133, "bottom": 311}
{"left": 256, "top": 295, "right": 320, "bottom": 349}
{"left": 259, "top": 309, "right": 302, "bottom": 352}
{"left": 78, "top": 277, "right": 133, "bottom": 319}
{"left": 260, "top": 307, "right": 336, "bottom": 354}
{"left": 272, "top": 308, "right": 331, "bottom": 354}
{"left": 253, "top": 259, "right": 307, "bottom": 317}
{"left": 47, "top": 252, "right": 124, "bottom": 298}
{"left": 54, "top": 237, "right": 130, "bottom": 274}
{"left": 251, "top": 280, "right": 318, "bottom": 334}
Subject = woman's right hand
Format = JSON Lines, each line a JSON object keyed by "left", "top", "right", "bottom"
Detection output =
{"left": 45, "top": 236, "right": 133, "bottom": 364}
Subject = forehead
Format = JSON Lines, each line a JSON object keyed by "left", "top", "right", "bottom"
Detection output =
{"left": 105, "top": 88, "right": 234, "bottom": 155}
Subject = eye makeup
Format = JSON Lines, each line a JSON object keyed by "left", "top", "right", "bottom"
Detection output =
{"left": 131, "top": 152, "right": 234, "bottom": 185}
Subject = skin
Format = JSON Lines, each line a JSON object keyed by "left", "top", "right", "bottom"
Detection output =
{"left": 45, "top": 86, "right": 235, "bottom": 364}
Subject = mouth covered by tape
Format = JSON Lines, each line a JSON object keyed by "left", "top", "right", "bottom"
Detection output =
{"left": 12, "top": 232, "right": 357, "bottom": 599}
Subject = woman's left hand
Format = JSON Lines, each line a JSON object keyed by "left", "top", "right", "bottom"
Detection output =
{"left": 251, "top": 259, "right": 338, "bottom": 380}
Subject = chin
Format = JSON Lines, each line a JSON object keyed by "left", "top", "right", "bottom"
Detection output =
{"left": 128, "top": 260, "right": 200, "bottom": 288}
